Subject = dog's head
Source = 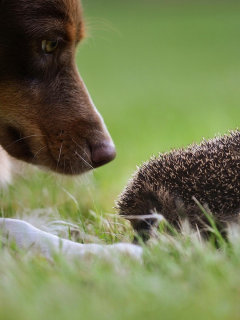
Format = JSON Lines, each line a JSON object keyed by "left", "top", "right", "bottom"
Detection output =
{"left": 0, "top": 0, "right": 116, "bottom": 175}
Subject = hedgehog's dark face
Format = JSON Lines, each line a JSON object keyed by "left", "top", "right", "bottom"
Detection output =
{"left": 117, "top": 180, "right": 166, "bottom": 242}
{"left": 0, "top": 0, "right": 116, "bottom": 175}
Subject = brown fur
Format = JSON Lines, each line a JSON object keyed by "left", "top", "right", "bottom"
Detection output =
{"left": 0, "top": 0, "right": 144, "bottom": 260}
{"left": 117, "top": 131, "right": 240, "bottom": 241}
{"left": 0, "top": 0, "right": 115, "bottom": 176}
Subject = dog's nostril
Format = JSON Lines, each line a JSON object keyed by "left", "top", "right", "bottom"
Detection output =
{"left": 91, "top": 141, "right": 116, "bottom": 168}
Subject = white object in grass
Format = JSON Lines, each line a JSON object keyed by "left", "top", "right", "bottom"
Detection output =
{"left": 0, "top": 218, "right": 143, "bottom": 261}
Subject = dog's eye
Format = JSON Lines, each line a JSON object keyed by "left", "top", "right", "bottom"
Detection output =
{"left": 42, "top": 40, "right": 59, "bottom": 53}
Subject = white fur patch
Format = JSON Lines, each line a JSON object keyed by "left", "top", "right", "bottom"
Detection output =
{"left": 0, "top": 146, "right": 27, "bottom": 188}
{"left": 0, "top": 147, "right": 12, "bottom": 187}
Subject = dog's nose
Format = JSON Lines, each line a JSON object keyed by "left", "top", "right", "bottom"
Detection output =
{"left": 91, "top": 141, "right": 116, "bottom": 168}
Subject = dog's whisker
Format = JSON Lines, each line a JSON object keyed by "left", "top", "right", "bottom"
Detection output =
{"left": 71, "top": 138, "right": 92, "bottom": 162}
{"left": 63, "top": 159, "right": 66, "bottom": 177}
{"left": 85, "top": 17, "right": 121, "bottom": 37}
{"left": 75, "top": 151, "right": 94, "bottom": 170}
{"left": 82, "top": 35, "right": 96, "bottom": 50}
{"left": 70, "top": 160, "right": 74, "bottom": 176}
{"left": 5, "top": 145, "right": 46, "bottom": 181}
{"left": 56, "top": 143, "right": 63, "bottom": 172}
{"left": 11, "top": 162, "right": 29, "bottom": 181}
{"left": 32, "top": 146, "right": 45, "bottom": 160}
{"left": 20, "top": 146, "right": 46, "bottom": 171}
{"left": 0, "top": 134, "right": 46, "bottom": 153}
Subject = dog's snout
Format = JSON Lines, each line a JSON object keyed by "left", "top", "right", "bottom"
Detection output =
{"left": 91, "top": 141, "right": 116, "bottom": 168}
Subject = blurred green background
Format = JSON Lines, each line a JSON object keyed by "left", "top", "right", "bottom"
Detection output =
{"left": 76, "top": 0, "right": 240, "bottom": 212}
{"left": 1, "top": 4, "right": 240, "bottom": 319}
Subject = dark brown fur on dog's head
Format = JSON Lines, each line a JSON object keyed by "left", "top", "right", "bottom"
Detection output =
{"left": 0, "top": 0, "right": 116, "bottom": 175}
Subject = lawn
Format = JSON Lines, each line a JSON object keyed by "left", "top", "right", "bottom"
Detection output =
{"left": 1, "top": 0, "right": 240, "bottom": 319}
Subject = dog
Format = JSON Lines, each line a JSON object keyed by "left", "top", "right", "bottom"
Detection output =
{"left": 0, "top": 0, "right": 142, "bottom": 260}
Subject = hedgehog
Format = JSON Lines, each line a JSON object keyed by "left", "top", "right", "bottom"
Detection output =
{"left": 117, "top": 130, "right": 240, "bottom": 242}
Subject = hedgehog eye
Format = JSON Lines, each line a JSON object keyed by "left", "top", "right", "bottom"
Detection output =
{"left": 42, "top": 40, "right": 59, "bottom": 53}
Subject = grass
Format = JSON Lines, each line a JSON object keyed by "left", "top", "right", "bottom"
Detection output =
{"left": 1, "top": 0, "right": 240, "bottom": 319}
